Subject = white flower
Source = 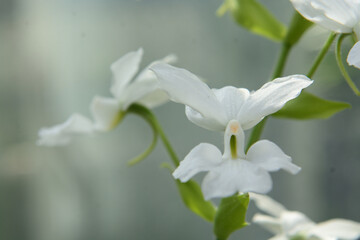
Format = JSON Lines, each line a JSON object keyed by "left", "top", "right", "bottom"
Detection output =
{"left": 38, "top": 48, "right": 176, "bottom": 146}
{"left": 151, "top": 63, "right": 313, "bottom": 132}
{"left": 290, "top": 0, "right": 360, "bottom": 68}
{"left": 251, "top": 193, "right": 360, "bottom": 240}
{"left": 150, "top": 64, "right": 311, "bottom": 199}
{"left": 172, "top": 120, "right": 301, "bottom": 200}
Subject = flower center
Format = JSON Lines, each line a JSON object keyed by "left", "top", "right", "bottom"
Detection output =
{"left": 228, "top": 120, "right": 241, "bottom": 159}
{"left": 229, "top": 120, "right": 240, "bottom": 134}
{"left": 230, "top": 135, "right": 237, "bottom": 159}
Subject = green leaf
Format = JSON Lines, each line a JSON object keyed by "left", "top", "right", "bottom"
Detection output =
{"left": 272, "top": 91, "right": 351, "bottom": 119}
{"left": 175, "top": 180, "right": 216, "bottom": 222}
{"left": 217, "top": 0, "right": 286, "bottom": 41}
{"left": 214, "top": 193, "right": 250, "bottom": 240}
{"left": 284, "top": 11, "right": 313, "bottom": 46}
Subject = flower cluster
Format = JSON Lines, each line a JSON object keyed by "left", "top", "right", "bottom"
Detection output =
{"left": 38, "top": 49, "right": 312, "bottom": 199}
{"left": 151, "top": 63, "right": 312, "bottom": 200}
{"left": 36, "top": 0, "right": 360, "bottom": 238}
{"left": 251, "top": 193, "right": 360, "bottom": 240}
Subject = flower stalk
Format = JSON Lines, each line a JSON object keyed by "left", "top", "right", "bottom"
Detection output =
{"left": 335, "top": 34, "right": 360, "bottom": 96}
{"left": 246, "top": 14, "right": 336, "bottom": 151}
{"left": 127, "top": 104, "right": 180, "bottom": 167}
{"left": 307, "top": 32, "right": 337, "bottom": 78}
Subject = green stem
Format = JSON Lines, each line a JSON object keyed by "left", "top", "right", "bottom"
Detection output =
{"left": 245, "top": 118, "right": 266, "bottom": 151}
{"left": 246, "top": 16, "right": 333, "bottom": 149}
{"left": 246, "top": 42, "right": 293, "bottom": 151}
{"left": 335, "top": 34, "right": 360, "bottom": 96}
{"left": 152, "top": 118, "right": 180, "bottom": 167}
{"left": 307, "top": 32, "right": 337, "bottom": 78}
{"left": 127, "top": 104, "right": 180, "bottom": 167}
{"left": 271, "top": 43, "right": 292, "bottom": 79}
{"left": 127, "top": 121, "right": 158, "bottom": 166}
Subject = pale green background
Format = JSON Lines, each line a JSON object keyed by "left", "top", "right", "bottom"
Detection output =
{"left": 0, "top": 0, "right": 359, "bottom": 239}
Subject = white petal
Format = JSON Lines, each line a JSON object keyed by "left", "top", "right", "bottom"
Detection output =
{"left": 309, "top": 219, "right": 360, "bottom": 240}
{"left": 247, "top": 140, "right": 301, "bottom": 174}
{"left": 307, "top": 236, "right": 335, "bottom": 240}
{"left": 151, "top": 63, "right": 228, "bottom": 130}
{"left": 290, "top": 0, "right": 359, "bottom": 33}
{"left": 250, "top": 193, "right": 287, "bottom": 217}
{"left": 252, "top": 213, "right": 283, "bottom": 235}
{"left": 120, "top": 79, "right": 159, "bottom": 109}
{"left": 212, "top": 87, "right": 250, "bottom": 120}
{"left": 121, "top": 54, "right": 177, "bottom": 108}
{"left": 186, "top": 87, "right": 250, "bottom": 131}
{"left": 185, "top": 106, "right": 228, "bottom": 131}
{"left": 172, "top": 143, "right": 222, "bottom": 182}
{"left": 347, "top": 41, "right": 360, "bottom": 69}
{"left": 136, "top": 89, "right": 169, "bottom": 108}
{"left": 37, "top": 113, "right": 93, "bottom": 146}
{"left": 238, "top": 75, "right": 313, "bottom": 130}
{"left": 110, "top": 48, "right": 143, "bottom": 99}
{"left": 268, "top": 236, "right": 288, "bottom": 240}
{"left": 201, "top": 159, "right": 272, "bottom": 200}
{"left": 90, "top": 96, "right": 120, "bottom": 131}
{"left": 135, "top": 54, "right": 177, "bottom": 84}
{"left": 280, "top": 211, "right": 315, "bottom": 236}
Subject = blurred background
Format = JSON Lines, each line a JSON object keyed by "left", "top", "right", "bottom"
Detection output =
{"left": 0, "top": 0, "right": 359, "bottom": 239}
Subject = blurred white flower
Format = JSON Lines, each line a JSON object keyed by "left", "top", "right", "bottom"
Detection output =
{"left": 38, "top": 48, "right": 176, "bottom": 146}
{"left": 290, "top": 0, "right": 360, "bottom": 68}
{"left": 172, "top": 120, "right": 301, "bottom": 200}
{"left": 151, "top": 63, "right": 313, "bottom": 132}
{"left": 251, "top": 193, "right": 360, "bottom": 240}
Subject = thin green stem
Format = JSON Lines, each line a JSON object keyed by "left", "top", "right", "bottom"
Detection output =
{"left": 246, "top": 42, "right": 293, "bottom": 151}
{"left": 127, "top": 104, "right": 180, "bottom": 167}
{"left": 245, "top": 117, "right": 266, "bottom": 152}
{"left": 246, "top": 16, "right": 334, "bottom": 149}
{"left": 271, "top": 43, "right": 292, "bottom": 79}
{"left": 307, "top": 32, "right": 337, "bottom": 78}
{"left": 335, "top": 34, "right": 360, "bottom": 96}
{"left": 352, "top": 32, "right": 358, "bottom": 43}
{"left": 152, "top": 118, "right": 180, "bottom": 167}
{"left": 127, "top": 122, "right": 158, "bottom": 166}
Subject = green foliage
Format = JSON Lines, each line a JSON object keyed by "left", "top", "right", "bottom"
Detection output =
{"left": 175, "top": 180, "right": 216, "bottom": 222}
{"left": 214, "top": 193, "right": 250, "bottom": 240}
{"left": 217, "top": 0, "right": 286, "bottom": 42}
{"left": 284, "top": 11, "right": 313, "bottom": 46}
{"left": 272, "top": 91, "right": 351, "bottom": 119}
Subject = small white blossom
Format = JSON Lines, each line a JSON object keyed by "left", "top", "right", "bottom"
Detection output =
{"left": 151, "top": 64, "right": 311, "bottom": 199}
{"left": 151, "top": 63, "right": 312, "bottom": 132}
{"left": 251, "top": 193, "right": 360, "bottom": 240}
{"left": 290, "top": 0, "right": 360, "bottom": 68}
{"left": 172, "top": 120, "right": 301, "bottom": 200}
{"left": 38, "top": 49, "right": 176, "bottom": 146}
